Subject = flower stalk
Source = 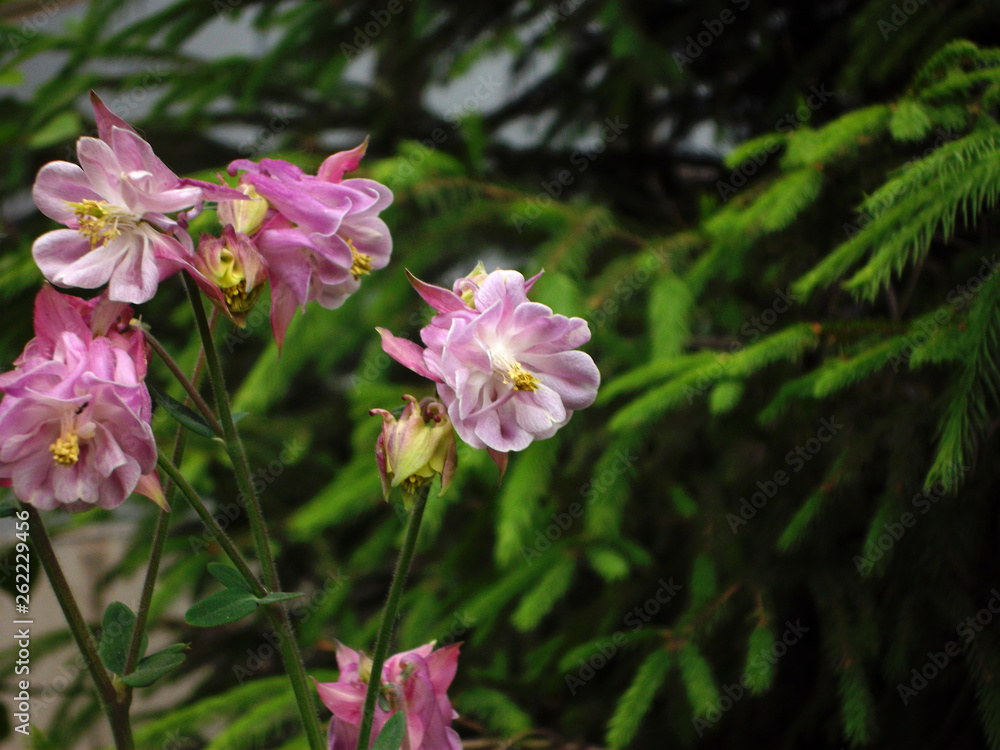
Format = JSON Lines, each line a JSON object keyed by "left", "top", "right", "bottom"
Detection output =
{"left": 182, "top": 271, "right": 325, "bottom": 750}
{"left": 24, "top": 506, "right": 134, "bottom": 750}
{"left": 356, "top": 483, "right": 431, "bottom": 750}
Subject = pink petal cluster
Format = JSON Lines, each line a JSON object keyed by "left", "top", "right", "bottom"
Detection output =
{"left": 314, "top": 641, "right": 461, "bottom": 750}
{"left": 31, "top": 93, "right": 241, "bottom": 304}
{"left": 0, "top": 286, "right": 161, "bottom": 511}
{"left": 227, "top": 138, "right": 393, "bottom": 348}
{"left": 378, "top": 267, "right": 600, "bottom": 462}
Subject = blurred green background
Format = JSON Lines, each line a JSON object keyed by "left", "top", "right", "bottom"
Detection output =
{"left": 3, "top": 0, "right": 1000, "bottom": 748}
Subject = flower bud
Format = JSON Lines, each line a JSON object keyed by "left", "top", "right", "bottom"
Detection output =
{"left": 217, "top": 183, "right": 269, "bottom": 236}
{"left": 194, "top": 226, "right": 269, "bottom": 326}
{"left": 370, "top": 395, "right": 457, "bottom": 506}
{"left": 452, "top": 261, "right": 487, "bottom": 308}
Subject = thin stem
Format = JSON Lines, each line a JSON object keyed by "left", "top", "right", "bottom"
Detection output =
{"left": 356, "top": 486, "right": 430, "bottom": 750}
{"left": 24, "top": 506, "right": 134, "bottom": 750}
{"left": 156, "top": 451, "right": 265, "bottom": 597}
{"left": 181, "top": 273, "right": 325, "bottom": 750}
{"left": 143, "top": 328, "right": 224, "bottom": 438}
{"left": 123, "top": 330, "right": 212, "bottom": 680}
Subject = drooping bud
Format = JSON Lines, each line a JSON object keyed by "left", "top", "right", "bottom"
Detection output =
{"left": 217, "top": 182, "right": 269, "bottom": 236}
{"left": 194, "top": 226, "right": 269, "bottom": 326}
{"left": 369, "top": 395, "right": 457, "bottom": 507}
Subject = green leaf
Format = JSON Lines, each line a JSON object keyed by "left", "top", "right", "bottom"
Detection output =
{"left": 28, "top": 110, "right": 82, "bottom": 149}
{"left": 98, "top": 602, "right": 146, "bottom": 675}
{"left": 0, "top": 495, "right": 21, "bottom": 518}
{"left": 256, "top": 591, "right": 305, "bottom": 605}
{"left": 371, "top": 711, "right": 406, "bottom": 750}
{"left": 208, "top": 563, "right": 255, "bottom": 593}
{"left": 678, "top": 644, "right": 720, "bottom": 718}
{"left": 121, "top": 647, "right": 188, "bottom": 687}
{"left": 606, "top": 648, "right": 672, "bottom": 748}
{"left": 147, "top": 380, "right": 217, "bottom": 438}
{"left": 185, "top": 589, "right": 260, "bottom": 628}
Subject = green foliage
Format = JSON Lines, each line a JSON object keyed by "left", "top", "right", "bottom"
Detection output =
{"left": 5, "top": 4, "right": 1000, "bottom": 749}
{"left": 606, "top": 648, "right": 671, "bottom": 749}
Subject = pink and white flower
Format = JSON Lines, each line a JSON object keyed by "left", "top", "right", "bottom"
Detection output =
{"left": 31, "top": 92, "right": 240, "bottom": 304}
{"left": 378, "top": 267, "right": 600, "bottom": 464}
{"left": 314, "top": 640, "right": 461, "bottom": 750}
{"left": 227, "top": 139, "right": 393, "bottom": 349}
{"left": 0, "top": 330, "right": 160, "bottom": 512}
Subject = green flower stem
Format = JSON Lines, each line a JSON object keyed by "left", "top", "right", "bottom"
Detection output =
{"left": 182, "top": 272, "right": 325, "bottom": 750}
{"left": 356, "top": 485, "right": 430, "bottom": 750}
{"left": 24, "top": 506, "right": 134, "bottom": 750}
{"left": 143, "top": 327, "right": 224, "bottom": 438}
{"left": 155, "top": 451, "right": 265, "bottom": 597}
{"left": 123, "top": 332, "right": 211, "bottom": 683}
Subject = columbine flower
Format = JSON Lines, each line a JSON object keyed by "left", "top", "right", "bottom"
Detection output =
{"left": 22, "top": 284, "right": 147, "bottom": 379}
{"left": 191, "top": 226, "right": 269, "bottom": 326}
{"left": 31, "top": 92, "right": 241, "bottom": 304}
{"left": 377, "top": 267, "right": 600, "bottom": 470}
{"left": 314, "top": 641, "right": 461, "bottom": 750}
{"left": 369, "top": 395, "right": 457, "bottom": 506}
{"left": 227, "top": 139, "right": 393, "bottom": 349}
{"left": 0, "top": 330, "right": 161, "bottom": 512}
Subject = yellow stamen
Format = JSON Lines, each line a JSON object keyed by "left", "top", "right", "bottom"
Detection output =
{"left": 491, "top": 351, "right": 541, "bottom": 391}
{"left": 504, "top": 361, "right": 540, "bottom": 391}
{"left": 50, "top": 432, "right": 80, "bottom": 467}
{"left": 346, "top": 238, "right": 372, "bottom": 281}
{"left": 67, "top": 199, "right": 135, "bottom": 249}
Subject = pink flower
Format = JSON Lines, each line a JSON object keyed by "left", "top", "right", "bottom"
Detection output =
{"left": 377, "top": 268, "right": 600, "bottom": 463}
{"left": 0, "top": 329, "right": 160, "bottom": 512}
{"left": 22, "top": 284, "right": 147, "bottom": 379}
{"left": 314, "top": 641, "right": 461, "bottom": 750}
{"left": 227, "top": 139, "right": 393, "bottom": 349}
{"left": 31, "top": 93, "right": 240, "bottom": 304}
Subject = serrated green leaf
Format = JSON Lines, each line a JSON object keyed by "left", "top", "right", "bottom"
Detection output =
{"left": 185, "top": 588, "right": 260, "bottom": 628}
